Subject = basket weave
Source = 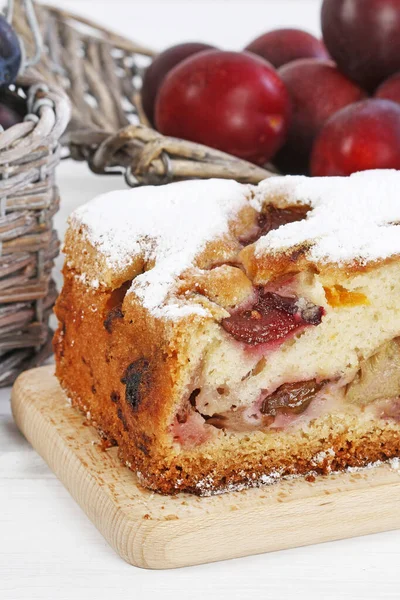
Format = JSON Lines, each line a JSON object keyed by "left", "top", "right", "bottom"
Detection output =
{"left": 0, "top": 72, "right": 69, "bottom": 385}
{"left": 14, "top": 3, "right": 274, "bottom": 187}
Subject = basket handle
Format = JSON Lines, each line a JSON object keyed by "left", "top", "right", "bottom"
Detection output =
{"left": 6, "top": 0, "right": 43, "bottom": 72}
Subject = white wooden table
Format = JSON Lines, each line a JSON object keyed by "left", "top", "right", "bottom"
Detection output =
{"left": 2, "top": 1, "right": 400, "bottom": 598}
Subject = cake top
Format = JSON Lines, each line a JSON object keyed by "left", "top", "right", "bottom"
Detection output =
{"left": 255, "top": 170, "right": 400, "bottom": 265}
{"left": 70, "top": 178, "right": 255, "bottom": 318}
{"left": 69, "top": 170, "right": 400, "bottom": 319}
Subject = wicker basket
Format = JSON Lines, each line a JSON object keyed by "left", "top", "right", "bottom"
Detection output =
{"left": 14, "top": 2, "right": 274, "bottom": 187}
{"left": 0, "top": 72, "right": 69, "bottom": 386}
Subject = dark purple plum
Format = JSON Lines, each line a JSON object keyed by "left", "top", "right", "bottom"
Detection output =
{"left": 245, "top": 29, "right": 329, "bottom": 69}
{"left": 142, "top": 42, "right": 215, "bottom": 126}
{"left": 0, "top": 88, "right": 25, "bottom": 129}
{"left": 0, "top": 16, "right": 21, "bottom": 86}
{"left": 274, "top": 59, "right": 366, "bottom": 174}
{"left": 156, "top": 50, "right": 291, "bottom": 165}
{"left": 321, "top": 0, "right": 400, "bottom": 91}
{"left": 375, "top": 72, "right": 400, "bottom": 105}
{"left": 311, "top": 99, "right": 400, "bottom": 176}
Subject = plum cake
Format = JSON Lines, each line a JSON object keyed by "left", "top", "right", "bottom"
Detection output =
{"left": 55, "top": 170, "right": 400, "bottom": 495}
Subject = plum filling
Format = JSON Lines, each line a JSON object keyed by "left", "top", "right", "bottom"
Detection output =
{"left": 172, "top": 378, "right": 329, "bottom": 444}
{"left": 242, "top": 204, "right": 309, "bottom": 245}
{"left": 260, "top": 379, "right": 327, "bottom": 416}
{"left": 172, "top": 340, "right": 400, "bottom": 446}
{"left": 222, "top": 289, "right": 324, "bottom": 346}
{"left": 206, "top": 408, "right": 274, "bottom": 432}
{"left": 171, "top": 336, "right": 400, "bottom": 447}
{"left": 205, "top": 379, "right": 327, "bottom": 432}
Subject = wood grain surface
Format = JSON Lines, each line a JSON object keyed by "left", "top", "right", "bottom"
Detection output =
{"left": 11, "top": 365, "right": 400, "bottom": 570}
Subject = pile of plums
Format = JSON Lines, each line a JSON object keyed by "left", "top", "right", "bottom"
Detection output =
{"left": 142, "top": 0, "right": 400, "bottom": 177}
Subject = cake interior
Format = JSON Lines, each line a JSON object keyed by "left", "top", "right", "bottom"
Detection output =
{"left": 169, "top": 260, "right": 400, "bottom": 451}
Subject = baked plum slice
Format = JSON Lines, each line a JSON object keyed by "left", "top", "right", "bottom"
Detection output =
{"left": 261, "top": 379, "right": 326, "bottom": 416}
{"left": 222, "top": 289, "right": 324, "bottom": 346}
{"left": 206, "top": 379, "right": 326, "bottom": 433}
{"left": 242, "top": 204, "right": 309, "bottom": 245}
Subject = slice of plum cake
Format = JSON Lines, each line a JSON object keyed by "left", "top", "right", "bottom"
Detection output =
{"left": 54, "top": 171, "right": 400, "bottom": 495}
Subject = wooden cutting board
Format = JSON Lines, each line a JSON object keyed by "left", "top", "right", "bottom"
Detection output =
{"left": 11, "top": 365, "right": 400, "bottom": 569}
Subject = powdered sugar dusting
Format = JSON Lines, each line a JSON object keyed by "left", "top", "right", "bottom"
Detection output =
{"left": 70, "top": 179, "right": 255, "bottom": 319}
{"left": 255, "top": 170, "right": 400, "bottom": 265}
{"left": 70, "top": 170, "right": 400, "bottom": 320}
